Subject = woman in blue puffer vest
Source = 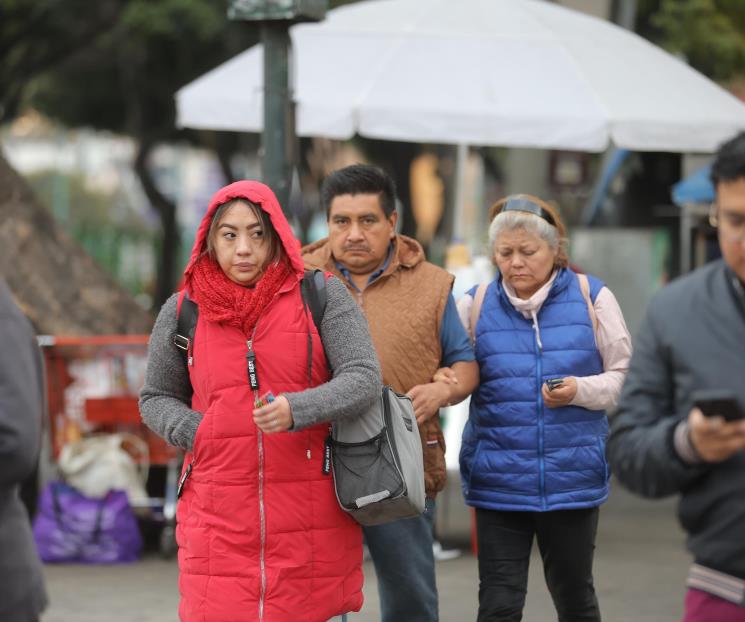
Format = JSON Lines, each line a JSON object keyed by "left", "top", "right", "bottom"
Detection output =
{"left": 453, "top": 194, "right": 631, "bottom": 622}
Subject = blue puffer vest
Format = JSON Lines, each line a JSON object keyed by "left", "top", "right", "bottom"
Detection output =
{"left": 460, "top": 268, "right": 610, "bottom": 512}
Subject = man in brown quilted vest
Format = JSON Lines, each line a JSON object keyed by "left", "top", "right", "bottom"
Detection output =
{"left": 303, "top": 164, "right": 478, "bottom": 622}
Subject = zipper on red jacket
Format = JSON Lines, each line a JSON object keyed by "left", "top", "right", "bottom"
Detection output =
{"left": 247, "top": 283, "right": 311, "bottom": 619}
{"left": 248, "top": 336, "right": 268, "bottom": 621}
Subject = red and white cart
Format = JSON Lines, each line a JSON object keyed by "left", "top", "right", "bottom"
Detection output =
{"left": 38, "top": 334, "right": 181, "bottom": 556}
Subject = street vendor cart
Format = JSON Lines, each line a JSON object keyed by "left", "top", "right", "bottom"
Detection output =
{"left": 38, "top": 334, "right": 181, "bottom": 556}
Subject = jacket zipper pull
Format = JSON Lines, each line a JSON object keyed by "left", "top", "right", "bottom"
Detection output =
{"left": 246, "top": 340, "right": 259, "bottom": 391}
{"left": 322, "top": 435, "right": 332, "bottom": 475}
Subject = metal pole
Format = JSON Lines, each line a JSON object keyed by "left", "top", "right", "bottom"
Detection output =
{"left": 452, "top": 143, "right": 468, "bottom": 241}
{"left": 581, "top": 0, "right": 638, "bottom": 226}
{"left": 616, "top": 0, "right": 637, "bottom": 31}
{"left": 261, "top": 22, "right": 293, "bottom": 211}
{"left": 680, "top": 204, "right": 692, "bottom": 273}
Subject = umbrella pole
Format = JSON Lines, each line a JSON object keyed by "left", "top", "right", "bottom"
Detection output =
{"left": 680, "top": 203, "right": 692, "bottom": 273}
{"left": 452, "top": 143, "right": 469, "bottom": 242}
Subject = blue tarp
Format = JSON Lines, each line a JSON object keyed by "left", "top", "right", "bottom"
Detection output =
{"left": 672, "top": 164, "right": 714, "bottom": 206}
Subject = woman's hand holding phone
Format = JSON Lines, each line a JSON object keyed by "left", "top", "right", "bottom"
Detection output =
{"left": 542, "top": 377, "right": 577, "bottom": 408}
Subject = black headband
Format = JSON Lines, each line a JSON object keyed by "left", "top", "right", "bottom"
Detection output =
{"left": 501, "top": 196, "right": 556, "bottom": 227}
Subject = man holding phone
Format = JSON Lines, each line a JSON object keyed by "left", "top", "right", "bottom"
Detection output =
{"left": 608, "top": 132, "right": 745, "bottom": 621}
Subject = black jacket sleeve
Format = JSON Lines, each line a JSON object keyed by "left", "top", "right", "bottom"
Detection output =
{"left": 607, "top": 298, "right": 708, "bottom": 498}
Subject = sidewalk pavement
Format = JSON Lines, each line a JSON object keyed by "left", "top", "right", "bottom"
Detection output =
{"left": 41, "top": 486, "right": 690, "bottom": 621}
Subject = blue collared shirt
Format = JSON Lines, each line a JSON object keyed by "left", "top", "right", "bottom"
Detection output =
{"left": 335, "top": 244, "right": 394, "bottom": 293}
{"left": 335, "top": 244, "right": 474, "bottom": 366}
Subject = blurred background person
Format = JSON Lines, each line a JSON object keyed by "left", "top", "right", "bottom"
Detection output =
{"left": 457, "top": 195, "right": 631, "bottom": 622}
{"left": 140, "top": 181, "right": 381, "bottom": 622}
{"left": 0, "top": 279, "right": 48, "bottom": 622}
{"left": 608, "top": 132, "right": 745, "bottom": 622}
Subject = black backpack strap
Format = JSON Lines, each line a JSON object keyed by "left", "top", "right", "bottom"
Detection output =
{"left": 301, "top": 270, "right": 328, "bottom": 385}
{"left": 174, "top": 291, "right": 198, "bottom": 366}
{"left": 301, "top": 269, "right": 327, "bottom": 333}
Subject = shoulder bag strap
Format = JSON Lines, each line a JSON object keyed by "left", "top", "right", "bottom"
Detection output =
{"left": 469, "top": 282, "right": 489, "bottom": 345}
{"left": 577, "top": 273, "right": 599, "bottom": 345}
{"left": 174, "top": 290, "right": 198, "bottom": 367}
{"left": 301, "top": 270, "right": 328, "bottom": 384}
{"left": 302, "top": 269, "right": 327, "bottom": 332}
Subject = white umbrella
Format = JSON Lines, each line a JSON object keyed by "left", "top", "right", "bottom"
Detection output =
{"left": 176, "top": 0, "right": 745, "bottom": 153}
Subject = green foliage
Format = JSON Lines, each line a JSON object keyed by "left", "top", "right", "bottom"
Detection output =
{"left": 26, "top": 169, "right": 156, "bottom": 296}
{"left": 122, "top": 0, "right": 226, "bottom": 38}
{"left": 0, "top": 0, "right": 126, "bottom": 122}
{"left": 637, "top": 0, "right": 745, "bottom": 82}
{"left": 329, "top": 0, "right": 360, "bottom": 8}
{"left": 27, "top": 170, "right": 148, "bottom": 231}
{"left": 23, "top": 0, "right": 252, "bottom": 140}
{"left": 3, "top": 0, "right": 366, "bottom": 305}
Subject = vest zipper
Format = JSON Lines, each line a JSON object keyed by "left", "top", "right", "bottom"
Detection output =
{"left": 257, "top": 424, "right": 267, "bottom": 621}
{"left": 534, "top": 326, "right": 546, "bottom": 510}
{"left": 248, "top": 335, "right": 268, "bottom": 621}
{"left": 247, "top": 284, "right": 304, "bottom": 620}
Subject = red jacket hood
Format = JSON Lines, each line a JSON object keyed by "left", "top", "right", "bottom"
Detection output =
{"left": 183, "top": 181, "right": 305, "bottom": 285}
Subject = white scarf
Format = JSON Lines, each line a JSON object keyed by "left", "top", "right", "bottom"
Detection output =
{"left": 502, "top": 270, "right": 559, "bottom": 349}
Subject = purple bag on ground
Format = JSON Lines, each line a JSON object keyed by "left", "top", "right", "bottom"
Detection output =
{"left": 33, "top": 482, "right": 142, "bottom": 563}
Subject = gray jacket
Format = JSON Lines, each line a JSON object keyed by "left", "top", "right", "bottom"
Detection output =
{"left": 607, "top": 260, "right": 745, "bottom": 580}
{"left": 0, "top": 281, "right": 48, "bottom": 621}
{"left": 140, "top": 276, "right": 382, "bottom": 451}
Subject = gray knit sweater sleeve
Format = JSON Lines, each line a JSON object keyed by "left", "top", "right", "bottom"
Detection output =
{"left": 139, "top": 278, "right": 381, "bottom": 448}
{"left": 285, "top": 276, "right": 381, "bottom": 430}
{"left": 139, "top": 294, "right": 202, "bottom": 451}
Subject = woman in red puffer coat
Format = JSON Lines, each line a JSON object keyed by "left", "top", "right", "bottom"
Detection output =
{"left": 140, "top": 181, "right": 381, "bottom": 622}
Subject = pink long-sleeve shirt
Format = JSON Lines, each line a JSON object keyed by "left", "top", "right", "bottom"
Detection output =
{"left": 457, "top": 273, "right": 632, "bottom": 413}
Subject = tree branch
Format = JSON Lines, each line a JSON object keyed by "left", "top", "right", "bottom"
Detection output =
{"left": 134, "top": 139, "right": 180, "bottom": 309}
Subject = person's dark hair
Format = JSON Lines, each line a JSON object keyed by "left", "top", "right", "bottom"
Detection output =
{"left": 320, "top": 164, "right": 397, "bottom": 218}
{"left": 711, "top": 131, "right": 745, "bottom": 186}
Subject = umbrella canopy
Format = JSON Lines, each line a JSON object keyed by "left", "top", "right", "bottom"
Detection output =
{"left": 177, "top": 0, "right": 745, "bottom": 153}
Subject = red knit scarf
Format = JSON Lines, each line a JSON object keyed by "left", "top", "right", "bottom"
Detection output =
{"left": 188, "top": 254, "right": 292, "bottom": 336}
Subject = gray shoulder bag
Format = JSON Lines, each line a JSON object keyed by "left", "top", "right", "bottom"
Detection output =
{"left": 302, "top": 271, "right": 426, "bottom": 526}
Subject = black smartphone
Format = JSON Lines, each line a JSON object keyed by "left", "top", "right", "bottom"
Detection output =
{"left": 692, "top": 389, "right": 745, "bottom": 422}
{"left": 546, "top": 378, "right": 564, "bottom": 392}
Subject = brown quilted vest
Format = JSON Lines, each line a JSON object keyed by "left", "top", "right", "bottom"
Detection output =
{"left": 303, "top": 235, "right": 454, "bottom": 497}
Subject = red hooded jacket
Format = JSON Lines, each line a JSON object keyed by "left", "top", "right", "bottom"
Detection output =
{"left": 175, "top": 181, "right": 363, "bottom": 621}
